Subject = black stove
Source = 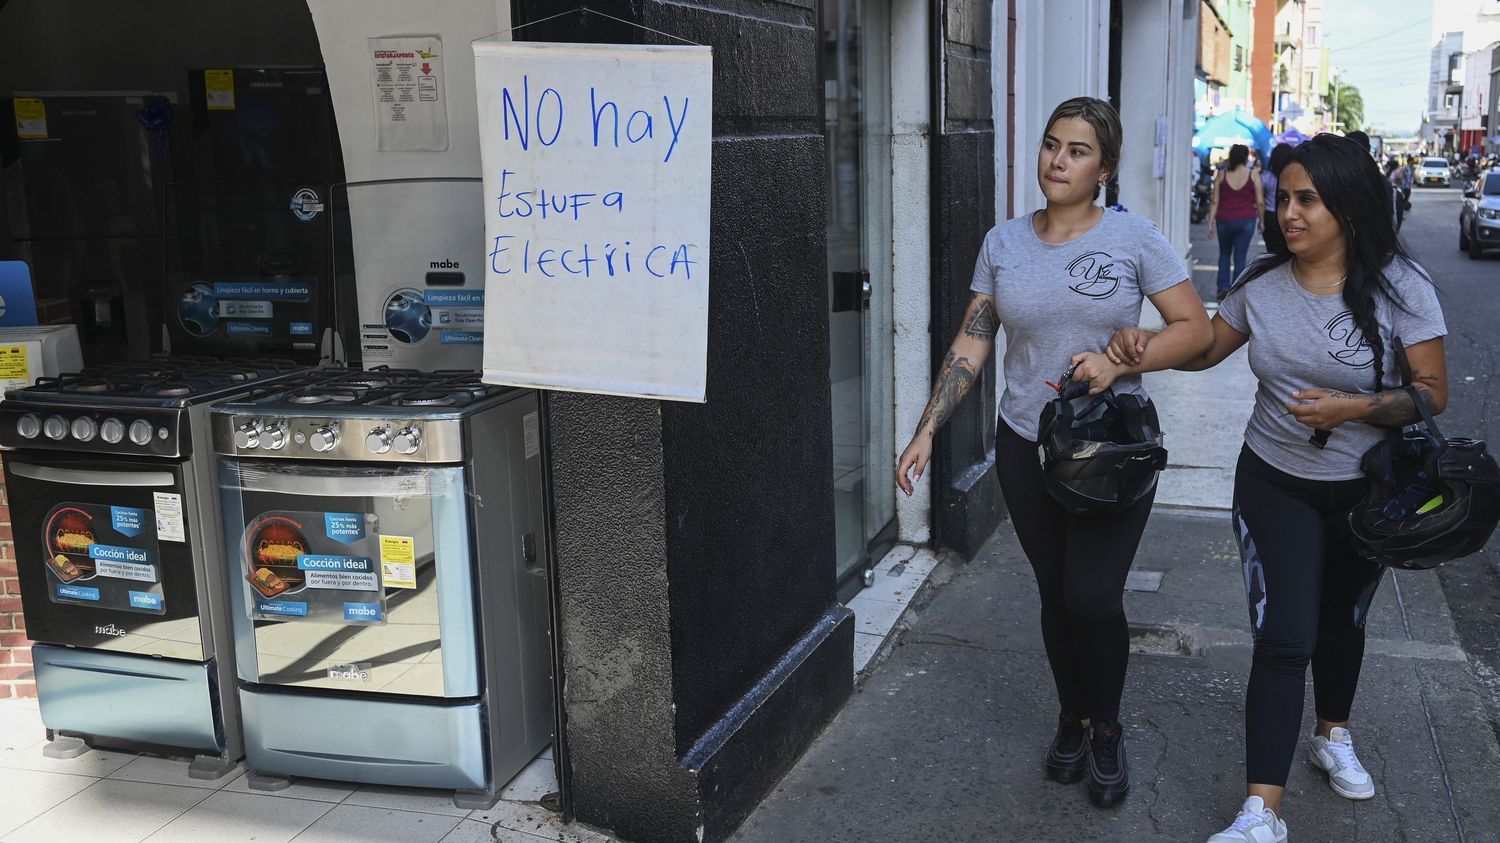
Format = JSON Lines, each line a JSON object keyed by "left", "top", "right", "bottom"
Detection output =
{"left": 17, "top": 355, "right": 306, "bottom": 407}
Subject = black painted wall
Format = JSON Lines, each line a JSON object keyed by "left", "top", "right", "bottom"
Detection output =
{"left": 514, "top": 2, "right": 853, "bottom": 841}
{"left": 932, "top": 0, "right": 1000, "bottom": 558}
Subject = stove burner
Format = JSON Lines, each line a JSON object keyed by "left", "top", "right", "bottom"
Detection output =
{"left": 72, "top": 379, "right": 115, "bottom": 393}
{"left": 151, "top": 381, "right": 194, "bottom": 397}
{"left": 285, "top": 388, "right": 362, "bottom": 405}
{"left": 394, "top": 391, "right": 457, "bottom": 407}
{"left": 20, "top": 355, "right": 304, "bottom": 403}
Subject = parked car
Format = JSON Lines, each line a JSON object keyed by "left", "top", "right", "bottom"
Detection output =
{"left": 1459, "top": 170, "right": 1500, "bottom": 259}
{"left": 1419, "top": 157, "right": 1452, "bottom": 187}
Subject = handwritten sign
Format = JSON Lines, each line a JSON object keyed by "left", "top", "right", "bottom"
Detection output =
{"left": 473, "top": 42, "right": 712, "bottom": 402}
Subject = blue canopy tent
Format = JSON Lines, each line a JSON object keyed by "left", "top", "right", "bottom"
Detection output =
{"left": 1275, "top": 126, "right": 1310, "bottom": 147}
{"left": 1193, "top": 110, "right": 1273, "bottom": 160}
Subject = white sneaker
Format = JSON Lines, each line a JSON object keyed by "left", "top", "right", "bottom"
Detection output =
{"left": 1308, "top": 726, "right": 1376, "bottom": 800}
{"left": 1207, "top": 796, "right": 1289, "bottom": 843}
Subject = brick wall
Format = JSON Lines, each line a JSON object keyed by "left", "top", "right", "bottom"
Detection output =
{"left": 0, "top": 466, "right": 35, "bottom": 698}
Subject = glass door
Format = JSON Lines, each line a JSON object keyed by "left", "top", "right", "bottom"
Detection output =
{"left": 823, "top": 0, "right": 894, "bottom": 586}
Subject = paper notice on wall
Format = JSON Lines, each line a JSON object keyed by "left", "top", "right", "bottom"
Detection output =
{"left": 205, "top": 70, "right": 236, "bottom": 110}
{"left": 369, "top": 35, "right": 449, "bottom": 151}
{"left": 14, "top": 98, "right": 46, "bottom": 139}
{"left": 473, "top": 42, "right": 713, "bottom": 401}
{"left": 379, "top": 535, "right": 416, "bottom": 589}
{"left": 153, "top": 492, "right": 186, "bottom": 542}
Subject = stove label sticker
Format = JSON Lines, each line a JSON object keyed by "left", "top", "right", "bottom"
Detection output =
{"left": 218, "top": 300, "right": 274, "bottom": 319}
{"left": 225, "top": 322, "right": 272, "bottom": 336}
{"left": 379, "top": 535, "right": 416, "bottom": 589}
{"left": 110, "top": 507, "right": 147, "bottom": 538}
{"left": 324, "top": 513, "right": 366, "bottom": 543}
{"left": 289, "top": 322, "right": 314, "bottom": 336}
{"left": 343, "top": 601, "right": 383, "bottom": 623}
{"left": 153, "top": 493, "right": 186, "bottom": 543}
{"left": 297, "top": 554, "right": 379, "bottom": 590}
{"left": 255, "top": 599, "right": 307, "bottom": 617}
{"left": 56, "top": 583, "right": 100, "bottom": 602}
{"left": 211, "top": 281, "right": 313, "bottom": 302}
{"left": 128, "top": 591, "right": 163, "bottom": 611}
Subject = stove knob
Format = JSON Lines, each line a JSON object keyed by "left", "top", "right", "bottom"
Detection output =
{"left": 100, "top": 418, "right": 124, "bottom": 444}
{"left": 43, "top": 415, "right": 68, "bottom": 440}
{"left": 129, "top": 419, "right": 154, "bottom": 446}
{"left": 70, "top": 417, "right": 97, "bottom": 442}
{"left": 234, "top": 422, "right": 261, "bottom": 450}
{"left": 365, "top": 426, "right": 392, "bottom": 455}
{"left": 393, "top": 426, "right": 421, "bottom": 455}
{"left": 262, "top": 423, "right": 287, "bottom": 450}
{"left": 16, "top": 414, "right": 40, "bottom": 439}
{"left": 310, "top": 425, "right": 339, "bottom": 452}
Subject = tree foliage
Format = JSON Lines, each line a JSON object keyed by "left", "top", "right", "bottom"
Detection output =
{"left": 1329, "top": 81, "right": 1365, "bottom": 133}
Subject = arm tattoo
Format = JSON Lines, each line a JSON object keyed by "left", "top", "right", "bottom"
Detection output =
{"left": 1362, "top": 388, "right": 1421, "bottom": 427}
{"left": 915, "top": 351, "right": 978, "bottom": 436}
{"left": 963, "top": 298, "right": 999, "bottom": 340}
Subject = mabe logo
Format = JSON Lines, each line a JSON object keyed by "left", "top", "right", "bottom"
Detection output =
{"left": 428, "top": 259, "right": 461, "bottom": 269}
{"left": 327, "top": 664, "right": 371, "bottom": 682}
{"left": 94, "top": 624, "right": 127, "bottom": 637}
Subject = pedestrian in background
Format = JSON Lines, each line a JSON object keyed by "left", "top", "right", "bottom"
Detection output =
{"left": 1209, "top": 144, "right": 1264, "bottom": 300}
{"left": 1106, "top": 133, "right": 1448, "bottom": 843}
{"left": 1261, "top": 143, "right": 1293, "bottom": 253}
{"left": 896, "top": 96, "right": 1211, "bottom": 813}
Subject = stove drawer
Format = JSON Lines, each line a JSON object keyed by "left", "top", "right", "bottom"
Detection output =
{"left": 34, "top": 644, "right": 223, "bottom": 752}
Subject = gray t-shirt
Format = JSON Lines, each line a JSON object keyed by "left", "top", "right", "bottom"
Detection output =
{"left": 1217, "top": 258, "right": 1447, "bottom": 481}
{"left": 969, "top": 209, "right": 1190, "bottom": 440}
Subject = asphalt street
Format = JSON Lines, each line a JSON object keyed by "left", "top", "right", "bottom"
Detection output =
{"left": 1403, "top": 183, "right": 1500, "bottom": 745}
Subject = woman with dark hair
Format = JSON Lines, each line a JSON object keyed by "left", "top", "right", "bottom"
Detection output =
{"left": 896, "top": 96, "right": 1212, "bottom": 811}
{"left": 1106, "top": 133, "right": 1448, "bottom": 842}
{"left": 1261, "top": 143, "right": 1294, "bottom": 252}
{"left": 1209, "top": 144, "right": 1265, "bottom": 300}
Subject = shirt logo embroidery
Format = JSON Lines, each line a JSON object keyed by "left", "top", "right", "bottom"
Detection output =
{"left": 1324, "top": 311, "right": 1375, "bottom": 369}
{"left": 1066, "top": 251, "right": 1122, "bottom": 299}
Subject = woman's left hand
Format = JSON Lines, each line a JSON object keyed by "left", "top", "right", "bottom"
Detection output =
{"left": 1068, "top": 352, "right": 1123, "bottom": 396}
{"left": 1284, "top": 388, "right": 1365, "bottom": 430}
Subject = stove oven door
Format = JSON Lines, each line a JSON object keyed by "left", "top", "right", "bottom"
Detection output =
{"left": 3, "top": 454, "right": 205, "bottom": 659}
{"left": 218, "top": 460, "right": 478, "bottom": 699}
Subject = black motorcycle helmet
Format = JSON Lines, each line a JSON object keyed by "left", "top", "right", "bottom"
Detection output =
{"left": 1349, "top": 386, "right": 1500, "bottom": 570}
{"left": 1038, "top": 380, "right": 1168, "bottom": 513}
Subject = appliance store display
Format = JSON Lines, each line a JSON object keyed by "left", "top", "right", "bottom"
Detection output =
{"left": 213, "top": 367, "right": 550, "bottom": 807}
{"left": 0, "top": 356, "right": 310, "bottom": 776}
{"left": 337, "top": 179, "right": 486, "bottom": 370}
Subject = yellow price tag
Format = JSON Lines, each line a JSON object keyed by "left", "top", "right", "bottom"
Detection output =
{"left": 205, "top": 69, "right": 236, "bottom": 111}
{"left": 379, "top": 535, "right": 416, "bottom": 589}
{"left": 0, "top": 346, "right": 29, "bottom": 382}
{"left": 14, "top": 98, "right": 46, "bottom": 139}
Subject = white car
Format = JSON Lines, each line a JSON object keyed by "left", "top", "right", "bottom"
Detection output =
{"left": 1417, "top": 157, "right": 1451, "bottom": 187}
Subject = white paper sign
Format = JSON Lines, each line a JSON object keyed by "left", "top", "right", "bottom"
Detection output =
{"left": 369, "top": 35, "right": 449, "bottom": 151}
{"left": 473, "top": 42, "right": 712, "bottom": 402}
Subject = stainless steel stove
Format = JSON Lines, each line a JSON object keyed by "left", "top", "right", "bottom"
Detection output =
{"left": 0, "top": 355, "right": 311, "bottom": 777}
{"left": 210, "top": 368, "right": 551, "bottom": 808}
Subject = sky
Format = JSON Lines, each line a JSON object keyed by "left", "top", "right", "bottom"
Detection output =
{"left": 1320, "top": 0, "right": 1445, "bottom": 135}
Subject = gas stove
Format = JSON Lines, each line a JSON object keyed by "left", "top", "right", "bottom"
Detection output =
{"left": 211, "top": 367, "right": 528, "bottom": 463}
{"left": 0, "top": 355, "right": 311, "bottom": 458}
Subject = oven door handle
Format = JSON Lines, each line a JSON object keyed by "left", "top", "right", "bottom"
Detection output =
{"left": 7, "top": 462, "right": 176, "bottom": 488}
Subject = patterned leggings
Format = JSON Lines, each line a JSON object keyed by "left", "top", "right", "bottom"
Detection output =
{"left": 1231, "top": 446, "right": 1386, "bottom": 787}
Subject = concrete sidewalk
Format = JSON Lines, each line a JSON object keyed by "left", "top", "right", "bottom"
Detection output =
{"left": 735, "top": 509, "right": 1500, "bottom": 842}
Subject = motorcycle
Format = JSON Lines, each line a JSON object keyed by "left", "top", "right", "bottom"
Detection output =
{"left": 1190, "top": 169, "right": 1213, "bottom": 224}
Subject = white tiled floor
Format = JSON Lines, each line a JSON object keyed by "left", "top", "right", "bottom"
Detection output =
{"left": 0, "top": 546, "right": 936, "bottom": 842}
{"left": 0, "top": 698, "right": 613, "bottom": 843}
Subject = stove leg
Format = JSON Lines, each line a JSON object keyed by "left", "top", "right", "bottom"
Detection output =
{"left": 189, "top": 753, "right": 239, "bottom": 781}
{"left": 452, "top": 785, "right": 501, "bottom": 811}
{"left": 42, "top": 735, "right": 90, "bottom": 759}
{"left": 246, "top": 772, "right": 295, "bottom": 792}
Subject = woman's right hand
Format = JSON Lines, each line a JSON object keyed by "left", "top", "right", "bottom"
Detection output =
{"left": 1106, "top": 327, "right": 1153, "bottom": 367}
{"left": 896, "top": 434, "right": 932, "bottom": 497}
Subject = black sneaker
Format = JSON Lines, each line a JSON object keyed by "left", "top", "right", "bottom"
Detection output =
{"left": 1086, "top": 720, "right": 1129, "bottom": 808}
{"left": 1045, "top": 713, "right": 1089, "bottom": 784}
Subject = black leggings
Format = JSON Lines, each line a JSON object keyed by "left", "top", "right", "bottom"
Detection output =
{"left": 994, "top": 419, "right": 1156, "bottom": 724}
{"left": 1232, "top": 447, "right": 1386, "bottom": 786}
